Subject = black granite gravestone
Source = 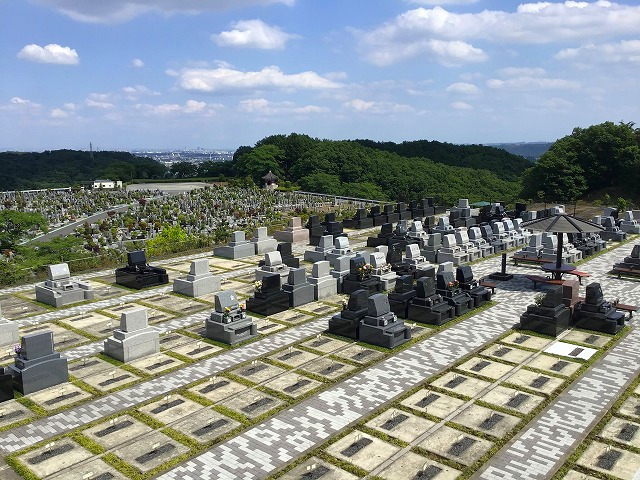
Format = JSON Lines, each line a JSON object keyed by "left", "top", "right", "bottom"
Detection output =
{"left": 115, "top": 250, "right": 169, "bottom": 289}
{"left": 245, "top": 273, "right": 289, "bottom": 316}
{"left": 328, "top": 289, "right": 370, "bottom": 339}
{"left": 519, "top": 286, "right": 571, "bottom": 337}
{"left": 388, "top": 275, "right": 417, "bottom": 318}
{"left": 359, "top": 294, "right": 411, "bottom": 348}
{"left": 571, "top": 282, "right": 626, "bottom": 334}
{"left": 407, "top": 277, "right": 455, "bottom": 325}
{"left": 456, "top": 265, "right": 491, "bottom": 307}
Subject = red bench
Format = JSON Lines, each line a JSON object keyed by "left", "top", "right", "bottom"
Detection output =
{"left": 526, "top": 275, "right": 564, "bottom": 288}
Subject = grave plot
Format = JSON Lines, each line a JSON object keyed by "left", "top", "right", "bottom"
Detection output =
{"left": 0, "top": 401, "right": 35, "bottom": 429}
{"left": 479, "top": 343, "right": 534, "bottom": 364}
{"left": 331, "top": 344, "right": 385, "bottom": 365}
{"left": 278, "top": 456, "right": 358, "bottom": 480}
{"left": 268, "top": 309, "right": 313, "bottom": 325}
{"left": 68, "top": 356, "right": 120, "bottom": 379}
{"left": 209, "top": 258, "right": 252, "bottom": 270}
{"left": 164, "top": 259, "right": 226, "bottom": 276}
{"left": 524, "top": 354, "right": 582, "bottom": 377}
{"left": 295, "top": 301, "right": 340, "bottom": 316}
{"left": 217, "top": 279, "right": 255, "bottom": 297}
{"left": 128, "top": 352, "right": 184, "bottom": 375}
{"left": 400, "top": 389, "right": 467, "bottom": 419}
{"left": 544, "top": 341, "right": 598, "bottom": 360}
{"left": 187, "top": 377, "right": 247, "bottom": 403}
{"left": 505, "top": 368, "right": 565, "bottom": 395}
{"left": 159, "top": 332, "right": 200, "bottom": 350}
{"left": 562, "top": 330, "right": 612, "bottom": 348}
{"left": 111, "top": 430, "right": 190, "bottom": 473}
{"left": 300, "top": 335, "right": 352, "bottom": 354}
{"left": 229, "top": 360, "right": 288, "bottom": 384}
{"left": 28, "top": 383, "right": 93, "bottom": 411}
{"left": 501, "top": 332, "right": 553, "bottom": 350}
{"left": 47, "top": 457, "right": 128, "bottom": 480}
{"left": 417, "top": 425, "right": 493, "bottom": 466}
{"left": 561, "top": 471, "right": 600, "bottom": 480}
{"left": 82, "top": 366, "right": 142, "bottom": 392}
{"left": 0, "top": 294, "right": 48, "bottom": 319}
{"left": 83, "top": 414, "right": 155, "bottom": 450}
{"left": 576, "top": 441, "right": 640, "bottom": 478}
{"left": 600, "top": 417, "right": 640, "bottom": 449}
{"left": 59, "top": 311, "right": 117, "bottom": 338}
{"left": 19, "top": 322, "right": 90, "bottom": 350}
{"left": 618, "top": 397, "right": 640, "bottom": 422}
{"left": 84, "top": 280, "right": 128, "bottom": 299}
{"left": 16, "top": 438, "right": 95, "bottom": 478}
{"left": 478, "top": 384, "right": 545, "bottom": 415}
{"left": 170, "top": 339, "right": 222, "bottom": 360}
{"left": 298, "top": 357, "right": 356, "bottom": 381}
{"left": 232, "top": 271, "right": 257, "bottom": 284}
{"left": 268, "top": 347, "right": 320, "bottom": 368}
{"left": 325, "top": 430, "right": 400, "bottom": 473}
{"left": 364, "top": 408, "right": 435, "bottom": 443}
{"left": 377, "top": 451, "right": 461, "bottom": 480}
{"left": 263, "top": 372, "right": 323, "bottom": 399}
{"left": 142, "top": 294, "right": 210, "bottom": 315}
{"left": 218, "top": 389, "right": 284, "bottom": 419}
{"left": 254, "top": 317, "right": 287, "bottom": 335}
{"left": 170, "top": 409, "right": 241, "bottom": 444}
{"left": 455, "top": 357, "right": 514, "bottom": 380}
{"left": 450, "top": 403, "right": 521, "bottom": 438}
{"left": 430, "top": 372, "right": 492, "bottom": 398}
{"left": 139, "top": 394, "right": 205, "bottom": 425}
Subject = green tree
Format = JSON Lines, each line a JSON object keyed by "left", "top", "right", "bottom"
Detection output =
{"left": 146, "top": 225, "right": 188, "bottom": 256}
{"left": 234, "top": 145, "right": 285, "bottom": 184}
{"left": 0, "top": 211, "right": 47, "bottom": 249}
{"left": 522, "top": 155, "right": 587, "bottom": 202}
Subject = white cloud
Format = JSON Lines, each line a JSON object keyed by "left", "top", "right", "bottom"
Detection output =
{"left": 86, "top": 94, "right": 114, "bottom": 108}
{"left": 450, "top": 101, "right": 473, "bottom": 110}
{"left": 131, "top": 58, "right": 144, "bottom": 68}
{"left": 357, "top": 2, "right": 640, "bottom": 65}
{"left": 343, "top": 99, "right": 414, "bottom": 114}
{"left": 165, "top": 69, "right": 179, "bottom": 77}
{"left": 238, "top": 98, "right": 329, "bottom": 115}
{"left": 50, "top": 108, "right": 71, "bottom": 118}
{"left": 543, "top": 97, "right": 574, "bottom": 109}
{"left": 135, "top": 100, "right": 221, "bottom": 116}
{"left": 0, "top": 97, "right": 42, "bottom": 112}
{"left": 31, "top": 0, "right": 295, "bottom": 23}
{"left": 178, "top": 66, "right": 341, "bottom": 93}
{"left": 486, "top": 76, "right": 579, "bottom": 90}
{"left": 11, "top": 97, "right": 39, "bottom": 106}
{"left": 183, "top": 100, "right": 206, "bottom": 113}
{"left": 498, "top": 67, "right": 546, "bottom": 77}
{"left": 122, "top": 85, "right": 160, "bottom": 99}
{"left": 17, "top": 43, "right": 79, "bottom": 65}
{"left": 407, "top": 0, "right": 478, "bottom": 3}
{"left": 63, "top": 102, "right": 76, "bottom": 110}
{"left": 213, "top": 19, "right": 298, "bottom": 49}
{"left": 446, "top": 82, "right": 480, "bottom": 94}
{"left": 555, "top": 39, "right": 640, "bottom": 64}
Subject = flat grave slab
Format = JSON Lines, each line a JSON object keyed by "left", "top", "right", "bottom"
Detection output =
{"left": 101, "top": 302, "right": 147, "bottom": 317}
{"left": 68, "top": 356, "right": 119, "bottom": 379}
{"left": 159, "top": 332, "right": 199, "bottom": 350}
{"left": 82, "top": 367, "right": 141, "bottom": 392}
{"left": 28, "top": 383, "right": 93, "bottom": 411}
{"left": 456, "top": 357, "right": 514, "bottom": 380}
{"left": 451, "top": 403, "right": 521, "bottom": 438}
{"left": 0, "top": 294, "right": 47, "bottom": 319}
{"left": 85, "top": 280, "right": 128, "bottom": 299}
{"left": 139, "top": 394, "right": 204, "bottom": 425}
{"left": 431, "top": 372, "right": 492, "bottom": 397}
{"left": 188, "top": 377, "right": 247, "bottom": 403}
{"left": 20, "top": 322, "right": 88, "bottom": 350}
{"left": 576, "top": 441, "right": 640, "bottom": 478}
{"left": 128, "top": 353, "right": 183, "bottom": 375}
{"left": 299, "top": 357, "right": 356, "bottom": 381}
{"left": 218, "top": 389, "right": 284, "bottom": 419}
{"left": 525, "top": 354, "right": 582, "bottom": 377}
{"left": 142, "top": 294, "right": 209, "bottom": 315}
{"left": 111, "top": 430, "right": 190, "bottom": 473}
{"left": 479, "top": 344, "right": 533, "bottom": 364}
{"left": 268, "top": 347, "right": 320, "bottom": 368}
{"left": 325, "top": 430, "right": 400, "bottom": 472}
{"left": 209, "top": 258, "right": 252, "bottom": 270}
{"left": 561, "top": 471, "right": 599, "bottom": 480}
{"left": 232, "top": 272, "right": 256, "bottom": 283}
{"left": 169, "top": 408, "right": 240, "bottom": 444}
{"left": 300, "top": 336, "right": 351, "bottom": 354}
{"left": 0, "top": 400, "right": 35, "bottom": 429}
{"left": 217, "top": 280, "right": 254, "bottom": 297}
{"left": 83, "top": 414, "right": 155, "bottom": 450}
{"left": 47, "top": 457, "right": 128, "bottom": 480}
{"left": 171, "top": 340, "right": 222, "bottom": 360}
{"left": 263, "top": 372, "right": 322, "bottom": 399}
{"left": 296, "top": 301, "right": 339, "bottom": 316}
{"left": 16, "top": 438, "right": 94, "bottom": 478}
{"left": 418, "top": 425, "right": 493, "bottom": 466}
{"left": 507, "top": 368, "right": 565, "bottom": 395}
{"left": 377, "top": 451, "right": 461, "bottom": 480}
{"left": 59, "top": 311, "right": 116, "bottom": 338}
{"left": 618, "top": 397, "right": 640, "bottom": 422}
{"left": 479, "top": 385, "right": 545, "bottom": 415}
{"left": 230, "top": 361, "right": 288, "bottom": 384}
{"left": 278, "top": 456, "right": 358, "bottom": 480}
{"left": 365, "top": 408, "right": 435, "bottom": 443}
{"left": 332, "top": 344, "right": 385, "bottom": 365}
{"left": 544, "top": 341, "right": 597, "bottom": 360}
{"left": 600, "top": 417, "right": 640, "bottom": 449}
{"left": 255, "top": 318, "right": 287, "bottom": 335}
{"left": 400, "top": 389, "right": 466, "bottom": 419}
{"left": 562, "top": 330, "right": 611, "bottom": 348}
{"left": 502, "top": 332, "right": 553, "bottom": 350}
{"left": 268, "top": 309, "right": 313, "bottom": 325}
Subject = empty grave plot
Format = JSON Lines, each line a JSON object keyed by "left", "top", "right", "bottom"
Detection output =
{"left": 218, "top": 389, "right": 283, "bottom": 419}
{"left": 364, "top": 408, "right": 435, "bottom": 443}
{"left": 29, "top": 383, "right": 93, "bottom": 411}
{"left": 268, "top": 309, "right": 313, "bottom": 325}
{"left": 295, "top": 301, "right": 339, "bottom": 316}
{"left": 278, "top": 456, "right": 358, "bottom": 480}
{"left": 450, "top": 403, "right": 521, "bottom": 438}
{"left": 263, "top": 372, "right": 323, "bottom": 398}
{"left": 418, "top": 425, "right": 493, "bottom": 466}
{"left": 325, "top": 430, "right": 400, "bottom": 472}
{"left": 300, "top": 335, "right": 351, "bottom": 354}
{"left": 209, "top": 258, "right": 252, "bottom": 270}
{"left": 480, "top": 344, "right": 533, "bottom": 364}
{"left": 268, "top": 347, "right": 320, "bottom": 368}
{"left": 298, "top": 357, "right": 356, "bottom": 380}
{"left": 332, "top": 344, "right": 385, "bottom": 364}
{"left": 170, "top": 409, "right": 240, "bottom": 444}
{"left": 255, "top": 318, "right": 287, "bottom": 335}
{"left": 576, "top": 441, "right": 640, "bottom": 478}
{"left": 456, "top": 357, "right": 514, "bottom": 380}
{"left": 68, "top": 356, "right": 121, "bottom": 379}
{"left": 20, "top": 322, "right": 89, "bottom": 350}
{"left": 218, "top": 280, "right": 254, "bottom": 297}
{"left": 16, "top": 438, "right": 94, "bottom": 478}
{"left": 139, "top": 394, "right": 204, "bottom": 425}
{"left": 562, "top": 330, "right": 611, "bottom": 348}
{"left": 524, "top": 354, "right": 582, "bottom": 377}
{"left": 85, "top": 280, "right": 128, "bottom": 299}
{"left": 400, "top": 389, "right": 466, "bottom": 419}
{"left": 506, "top": 368, "right": 565, "bottom": 395}
{"left": 59, "top": 311, "right": 118, "bottom": 338}
{"left": 377, "top": 451, "right": 461, "bottom": 480}
{"left": 0, "top": 400, "right": 35, "bottom": 429}
{"left": 187, "top": 377, "right": 247, "bottom": 403}
{"left": 618, "top": 397, "right": 640, "bottom": 422}
{"left": 83, "top": 414, "right": 155, "bottom": 450}
{"left": 231, "top": 271, "right": 256, "bottom": 283}
{"left": 111, "top": 431, "right": 189, "bottom": 473}
{"left": 562, "top": 471, "right": 600, "bottom": 480}
{"left": 431, "top": 372, "right": 492, "bottom": 397}
{"left": 501, "top": 332, "right": 553, "bottom": 350}
{"left": 479, "top": 385, "right": 545, "bottom": 415}
{"left": 230, "top": 361, "right": 288, "bottom": 384}
{"left": 143, "top": 293, "right": 209, "bottom": 314}
{"left": 600, "top": 417, "right": 640, "bottom": 449}
{"left": 159, "top": 332, "right": 200, "bottom": 350}
{"left": 47, "top": 458, "right": 128, "bottom": 480}
{"left": 170, "top": 340, "right": 222, "bottom": 360}
{"left": 0, "top": 294, "right": 47, "bottom": 319}
{"left": 128, "top": 352, "right": 183, "bottom": 375}
{"left": 82, "top": 366, "right": 141, "bottom": 392}
{"left": 543, "top": 341, "right": 597, "bottom": 361}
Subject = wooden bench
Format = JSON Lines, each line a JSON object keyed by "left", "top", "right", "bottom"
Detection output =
{"left": 612, "top": 266, "right": 640, "bottom": 279}
{"left": 526, "top": 275, "right": 564, "bottom": 288}
{"left": 512, "top": 255, "right": 547, "bottom": 266}
{"left": 479, "top": 279, "right": 498, "bottom": 294}
{"left": 565, "top": 270, "right": 591, "bottom": 285}
{"left": 614, "top": 302, "right": 639, "bottom": 317}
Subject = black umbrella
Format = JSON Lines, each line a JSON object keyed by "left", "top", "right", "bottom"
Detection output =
{"left": 521, "top": 213, "right": 605, "bottom": 279}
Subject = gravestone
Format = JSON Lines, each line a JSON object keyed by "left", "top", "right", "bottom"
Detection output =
{"left": 173, "top": 259, "right": 221, "bottom": 297}
{"left": 273, "top": 217, "right": 310, "bottom": 243}
{"left": 246, "top": 272, "right": 289, "bottom": 316}
{"left": 366, "top": 223, "right": 393, "bottom": 247}
{"left": 304, "top": 235, "right": 334, "bottom": 263}
{"left": 341, "top": 255, "right": 382, "bottom": 295}
{"left": 206, "top": 291, "right": 257, "bottom": 344}
{"left": 395, "top": 202, "right": 412, "bottom": 221}
{"left": 368, "top": 205, "right": 384, "bottom": 226}
{"left": 306, "top": 215, "right": 325, "bottom": 245}
{"left": 214, "top": 231, "right": 255, "bottom": 259}
{"left": 518, "top": 233, "right": 544, "bottom": 259}
{"left": 519, "top": 286, "right": 571, "bottom": 337}
{"left": 359, "top": 294, "right": 411, "bottom": 348}
{"left": 388, "top": 275, "right": 417, "bottom": 318}
{"left": 115, "top": 250, "right": 169, "bottom": 289}
{"left": 407, "top": 276, "right": 455, "bottom": 325}
{"left": 456, "top": 265, "right": 491, "bottom": 307}
{"left": 250, "top": 227, "right": 278, "bottom": 255}
{"left": 282, "top": 268, "right": 315, "bottom": 307}
{"left": 435, "top": 262, "right": 473, "bottom": 316}
{"left": 344, "top": 208, "right": 374, "bottom": 229}
{"left": 467, "top": 227, "right": 493, "bottom": 257}
{"left": 572, "top": 282, "right": 626, "bottom": 334}
{"left": 383, "top": 204, "right": 400, "bottom": 224}
{"left": 326, "top": 236, "right": 356, "bottom": 264}
{"left": 35, "top": 263, "right": 95, "bottom": 307}
{"left": 103, "top": 308, "right": 160, "bottom": 362}
{"left": 454, "top": 228, "right": 481, "bottom": 261}
{"left": 330, "top": 255, "right": 351, "bottom": 293}
{"left": 0, "top": 306, "right": 19, "bottom": 348}
{"left": 600, "top": 216, "right": 627, "bottom": 242}
{"left": 438, "top": 234, "right": 468, "bottom": 265}
{"left": 423, "top": 233, "right": 442, "bottom": 263}
{"left": 323, "top": 212, "right": 345, "bottom": 240}
{"left": 255, "top": 251, "right": 290, "bottom": 282}
{"left": 308, "top": 261, "right": 338, "bottom": 300}
{"left": 369, "top": 251, "right": 397, "bottom": 291}
{"left": 329, "top": 289, "right": 370, "bottom": 339}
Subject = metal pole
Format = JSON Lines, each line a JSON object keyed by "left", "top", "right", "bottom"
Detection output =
{"left": 555, "top": 232, "right": 564, "bottom": 280}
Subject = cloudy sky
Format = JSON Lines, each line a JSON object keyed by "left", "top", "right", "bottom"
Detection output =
{"left": 1, "top": 0, "right": 639, "bottom": 151}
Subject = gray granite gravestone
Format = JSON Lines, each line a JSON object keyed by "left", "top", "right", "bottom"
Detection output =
{"left": 250, "top": 227, "right": 278, "bottom": 255}
{"left": 214, "top": 231, "right": 255, "bottom": 259}
{"left": 103, "top": 308, "right": 160, "bottom": 362}
{"left": 0, "top": 306, "right": 19, "bottom": 348}
{"left": 282, "top": 268, "right": 315, "bottom": 307}
{"left": 173, "top": 259, "right": 221, "bottom": 297}
{"left": 206, "top": 291, "right": 257, "bottom": 344}
{"left": 308, "top": 261, "right": 338, "bottom": 300}
{"left": 35, "top": 263, "right": 95, "bottom": 308}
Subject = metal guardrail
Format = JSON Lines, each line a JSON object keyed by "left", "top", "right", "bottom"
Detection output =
{"left": 293, "top": 190, "right": 382, "bottom": 205}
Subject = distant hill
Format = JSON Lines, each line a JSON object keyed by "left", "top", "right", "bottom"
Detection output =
{"left": 0, "top": 150, "right": 167, "bottom": 191}
{"left": 485, "top": 142, "right": 553, "bottom": 161}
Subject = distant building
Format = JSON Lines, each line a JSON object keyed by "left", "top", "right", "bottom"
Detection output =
{"left": 262, "top": 171, "right": 278, "bottom": 190}
{"left": 93, "top": 179, "right": 123, "bottom": 189}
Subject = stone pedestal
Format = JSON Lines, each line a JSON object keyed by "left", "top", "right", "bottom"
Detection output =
{"left": 246, "top": 273, "right": 289, "bottom": 316}
{"left": 519, "top": 286, "right": 571, "bottom": 337}
{"left": 304, "top": 235, "right": 334, "bottom": 263}
{"left": 359, "top": 294, "right": 411, "bottom": 348}
{"left": 251, "top": 227, "right": 278, "bottom": 255}
{"left": 35, "top": 263, "right": 95, "bottom": 307}
{"left": 571, "top": 282, "right": 625, "bottom": 334}
{"left": 308, "top": 261, "right": 338, "bottom": 300}
{"left": 407, "top": 276, "right": 455, "bottom": 325}
{"left": 329, "top": 289, "right": 369, "bottom": 339}
{"left": 214, "top": 231, "right": 255, "bottom": 259}
{"left": 274, "top": 217, "right": 310, "bottom": 243}
{"left": 206, "top": 291, "right": 257, "bottom": 344}
{"left": 173, "top": 259, "right": 221, "bottom": 297}
{"left": 282, "top": 268, "right": 315, "bottom": 307}
{"left": 255, "top": 251, "right": 290, "bottom": 283}
{"left": 388, "top": 275, "right": 416, "bottom": 318}
{"left": 103, "top": 309, "right": 160, "bottom": 363}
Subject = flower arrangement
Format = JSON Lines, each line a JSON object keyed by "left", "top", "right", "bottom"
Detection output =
{"left": 254, "top": 280, "right": 263, "bottom": 293}
{"left": 534, "top": 293, "right": 546, "bottom": 307}
{"left": 357, "top": 263, "right": 373, "bottom": 281}
{"left": 447, "top": 280, "right": 459, "bottom": 290}
{"left": 223, "top": 306, "right": 231, "bottom": 322}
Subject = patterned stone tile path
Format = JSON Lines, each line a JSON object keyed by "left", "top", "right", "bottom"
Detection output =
{"left": 477, "top": 327, "right": 640, "bottom": 480}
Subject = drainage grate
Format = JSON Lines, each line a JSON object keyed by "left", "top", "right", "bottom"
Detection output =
{"left": 584, "top": 335, "right": 599, "bottom": 344}
{"left": 479, "top": 414, "right": 504, "bottom": 431}
{"left": 241, "top": 397, "right": 273, "bottom": 414}
{"left": 550, "top": 361, "right": 569, "bottom": 372}
{"left": 380, "top": 413, "right": 408, "bottom": 431}
{"left": 444, "top": 376, "right": 466, "bottom": 389}
{"left": 147, "top": 359, "right": 174, "bottom": 371}
{"left": 416, "top": 393, "right": 440, "bottom": 408}
{"left": 596, "top": 449, "right": 622, "bottom": 470}
{"left": 301, "top": 465, "right": 330, "bottom": 479}
{"left": 513, "top": 335, "right": 530, "bottom": 344}
{"left": 617, "top": 423, "right": 639, "bottom": 442}
{"left": 283, "top": 379, "right": 312, "bottom": 394}
{"left": 568, "top": 347, "right": 584, "bottom": 357}
{"left": 243, "top": 364, "right": 268, "bottom": 376}
{"left": 160, "top": 335, "right": 179, "bottom": 344}
{"left": 320, "top": 363, "right": 344, "bottom": 375}
{"left": 448, "top": 437, "right": 476, "bottom": 457}
{"left": 70, "top": 360, "right": 100, "bottom": 371}
{"left": 279, "top": 350, "right": 303, "bottom": 361}
{"left": 98, "top": 374, "right": 131, "bottom": 387}
{"left": 45, "top": 391, "right": 81, "bottom": 406}
{"left": 311, "top": 338, "right": 331, "bottom": 348}
{"left": 471, "top": 361, "right": 490, "bottom": 372}
{"left": 414, "top": 465, "right": 443, "bottom": 480}
{"left": 28, "top": 444, "right": 74, "bottom": 465}
{"left": 530, "top": 376, "right": 550, "bottom": 389}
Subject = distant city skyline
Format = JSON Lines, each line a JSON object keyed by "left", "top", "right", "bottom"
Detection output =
{"left": 1, "top": 1, "right": 639, "bottom": 151}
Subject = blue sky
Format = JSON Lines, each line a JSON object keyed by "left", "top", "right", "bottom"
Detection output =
{"left": 1, "top": 0, "right": 639, "bottom": 151}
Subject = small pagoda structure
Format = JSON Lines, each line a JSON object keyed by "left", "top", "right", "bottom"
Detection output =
{"left": 262, "top": 171, "right": 279, "bottom": 190}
